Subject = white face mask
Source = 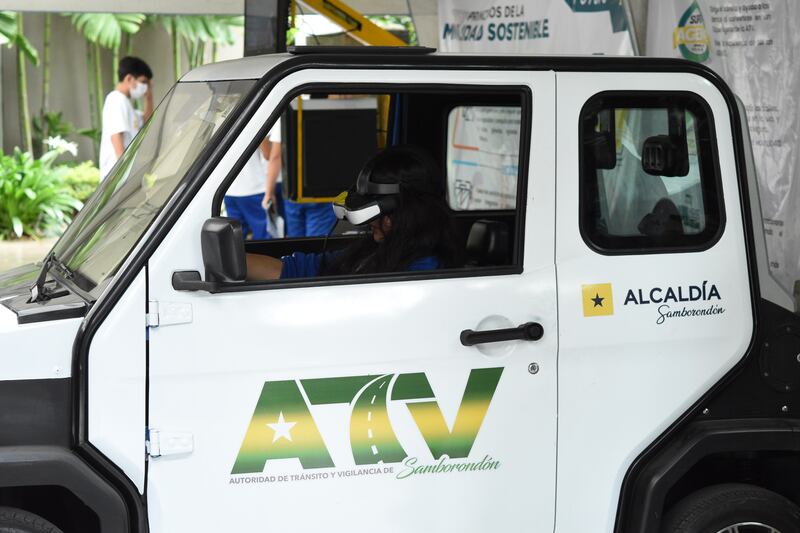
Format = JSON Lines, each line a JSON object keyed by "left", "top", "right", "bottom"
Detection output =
{"left": 130, "top": 81, "right": 148, "bottom": 100}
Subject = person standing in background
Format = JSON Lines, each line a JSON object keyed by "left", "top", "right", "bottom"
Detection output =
{"left": 225, "top": 120, "right": 282, "bottom": 240}
{"left": 99, "top": 56, "right": 153, "bottom": 178}
{"left": 279, "top": 95, "right": 339, "bottom": 238}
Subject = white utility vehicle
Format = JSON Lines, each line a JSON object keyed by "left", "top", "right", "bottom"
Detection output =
{"left": 1, "top": 47, "right": 799, "bottom": 533}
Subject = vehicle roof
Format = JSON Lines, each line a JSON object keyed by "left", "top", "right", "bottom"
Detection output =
{"left": 179, "top": 50, "right": 694, "bottom": 83}
{"left": 181, "top": 53, "right": 293, "bottom": 82}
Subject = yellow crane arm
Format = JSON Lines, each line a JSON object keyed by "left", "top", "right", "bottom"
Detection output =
{"left": 295, "top": 0, "right": 407, "bottom": 46}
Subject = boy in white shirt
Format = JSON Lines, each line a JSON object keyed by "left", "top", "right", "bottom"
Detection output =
{"left": 99, "top": 56, "right": 154, "bottom": 178}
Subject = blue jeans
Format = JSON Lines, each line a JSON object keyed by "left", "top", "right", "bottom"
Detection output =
{"left": 284, "top": 200, "right": 337, "bottom": 237}
{"left": 224, "top": 193, "right": 270, "bottom": 240}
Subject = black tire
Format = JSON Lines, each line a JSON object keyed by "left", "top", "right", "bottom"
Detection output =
{"left": 0, "top": 507, "right": 63, "bottom": 533}
{"left": 662, "top": 483, "right": 800, "bottom": 533}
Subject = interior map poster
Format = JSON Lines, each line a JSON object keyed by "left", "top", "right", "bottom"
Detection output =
{"left": 446, "top": 106, "right": 521, "bottom": 211}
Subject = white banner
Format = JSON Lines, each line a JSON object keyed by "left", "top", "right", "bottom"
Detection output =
{"left": 437, "top": 0, "right": 635, "bottom": 55}
{"left": 647, "top": 0, "right": 800, "bottom": 294}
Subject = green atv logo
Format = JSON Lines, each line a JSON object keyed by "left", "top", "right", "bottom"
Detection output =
{"left": 232, "top": 368, "right": 502, "bottom": 474}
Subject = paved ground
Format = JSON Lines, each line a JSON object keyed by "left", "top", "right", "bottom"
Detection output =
{"left": 0, "top": 239, "right": 56, "bottom": 273}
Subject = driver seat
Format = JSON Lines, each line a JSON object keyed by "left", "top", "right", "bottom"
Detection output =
{"left": 465, "top": 220, "right": 510, "bottom": 267}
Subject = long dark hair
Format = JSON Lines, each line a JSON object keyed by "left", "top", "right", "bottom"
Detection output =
{"left": 324, "top": 146, "right": 461, "bottom": 275}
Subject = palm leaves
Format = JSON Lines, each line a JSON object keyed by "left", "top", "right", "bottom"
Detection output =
{"left": 155, "top": 15, "right": 243, "bottom": 79}
{"left": 70, "top": 13, "right": 145, "bottom": 49}
{"left": 0, "top": 11, "right": 38, "bottom": 64}
{"left": 0, "top": 12, "right": 11, "bottom": 45}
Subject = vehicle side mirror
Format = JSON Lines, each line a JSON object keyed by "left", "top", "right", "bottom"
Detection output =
{"left": 642, "top": 107, "right": 689, "bottom": 177}
{"left": 201, "top": 217, "right": 246, "bottom": 283}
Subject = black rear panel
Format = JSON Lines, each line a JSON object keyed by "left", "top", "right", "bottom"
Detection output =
{"left": 0, "top": 378, "right": 71, "bottom": 447}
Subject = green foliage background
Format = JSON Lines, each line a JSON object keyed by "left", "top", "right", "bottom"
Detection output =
{"left": 0, "top": 148, "right": 87, "bottom": 240}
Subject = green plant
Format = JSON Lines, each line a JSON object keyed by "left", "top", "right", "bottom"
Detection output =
{"left": 76, "top": 127, "right": 100, "bottom": 145}
{"left": 63, "top": 161, "right": 100, "bottom": 203}
{"left": 32, "top": 111, "right": 74, "bottom": 157}
{"left": 0, "top": 148, "right": 83, "bottom": 240}
{"left": 0, "top": 11, "right": 39, "bottom": 154}
{"left": 369, "top": 15, "right": 417, "bottom": 45}
{"left": 32, "top": 112, "right": 99, "bottom": 159}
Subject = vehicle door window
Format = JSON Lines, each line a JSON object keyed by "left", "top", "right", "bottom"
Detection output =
{"left": 580, "top": 93, "right": 724, "bottom": 253}
{"left": 212, "top": 87, "right": 530, "bottom": 287}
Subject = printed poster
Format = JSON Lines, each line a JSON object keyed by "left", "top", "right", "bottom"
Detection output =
{"left": 447, "top": 106, "right": 521, "bottom": 210}
{"left": 648, "top": 0, "right": 800, "bottom": 294}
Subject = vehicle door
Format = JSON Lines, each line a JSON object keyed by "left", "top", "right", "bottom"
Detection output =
{"left": 554, "top": 72, "right": 754, "bottom": 531}
{"left": 145, "top": 65, "right": 558, "bottom": 532}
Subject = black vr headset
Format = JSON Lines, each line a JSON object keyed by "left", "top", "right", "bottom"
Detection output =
{"left": 332, "top": 146, "right": 438, "bottom": 226}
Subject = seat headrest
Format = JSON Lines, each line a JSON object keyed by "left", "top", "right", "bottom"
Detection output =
{"left": 466, "top": 220, "right": 510, "bottom": 266}
{"left": 638, "top": 198, "right": 685, "bottom": 237}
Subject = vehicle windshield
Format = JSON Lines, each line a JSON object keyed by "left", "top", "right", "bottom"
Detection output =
{"left": 52, "top": 79, "right": 255, "bottom": 298}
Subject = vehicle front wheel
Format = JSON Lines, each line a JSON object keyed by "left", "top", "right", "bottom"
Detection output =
{"left": 0, "top": 507, "right": 63, "bottom": 533}
{"left": 662, "top": 483, "right": 800, "bottom": 533}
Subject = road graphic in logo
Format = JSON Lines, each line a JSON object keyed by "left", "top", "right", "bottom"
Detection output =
{"left": 231, "top": 368, "right": 503, "bottom": 481}
{"left": 582, "top": 283, "right": 614, "bottom": 317}
{"left": 673, "top": 1, "right": 711, "bottom": 62}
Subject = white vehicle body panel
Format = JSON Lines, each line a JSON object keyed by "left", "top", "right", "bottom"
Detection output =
{"left": 146, "top": 68, "right": 558, "bottom": 532}
{"left": 88, "top": 269, "right": 147, "bottom": 493}
{"left": 0, "top": 303, "right": 79, "bottom": 381}
{"left": 554, "top": 72, "right": 753, "bottom": 532}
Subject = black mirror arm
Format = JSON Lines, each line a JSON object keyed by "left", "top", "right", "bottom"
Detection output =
{"left": 172, "top": 270, "right": 221, "bottom": 293}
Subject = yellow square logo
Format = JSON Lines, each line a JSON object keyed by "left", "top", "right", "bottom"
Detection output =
{"left": 582, "top": 283, "right": 614, "bottom": 317}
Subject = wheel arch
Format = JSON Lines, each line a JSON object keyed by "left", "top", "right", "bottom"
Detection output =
{"left": 0, "top": 446, "right": 129, "bottom": 533}
{"left": 617, "top": 418, "right": 800, "bottom": 532}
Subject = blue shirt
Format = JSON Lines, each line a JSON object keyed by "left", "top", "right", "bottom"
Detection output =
{"left": 280, "top": 251, "right": 440, "bottom": 279}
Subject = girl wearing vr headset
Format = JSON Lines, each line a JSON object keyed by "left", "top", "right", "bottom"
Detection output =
{"left": 245, "top": 145, "right": 460, "bottom": 280}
